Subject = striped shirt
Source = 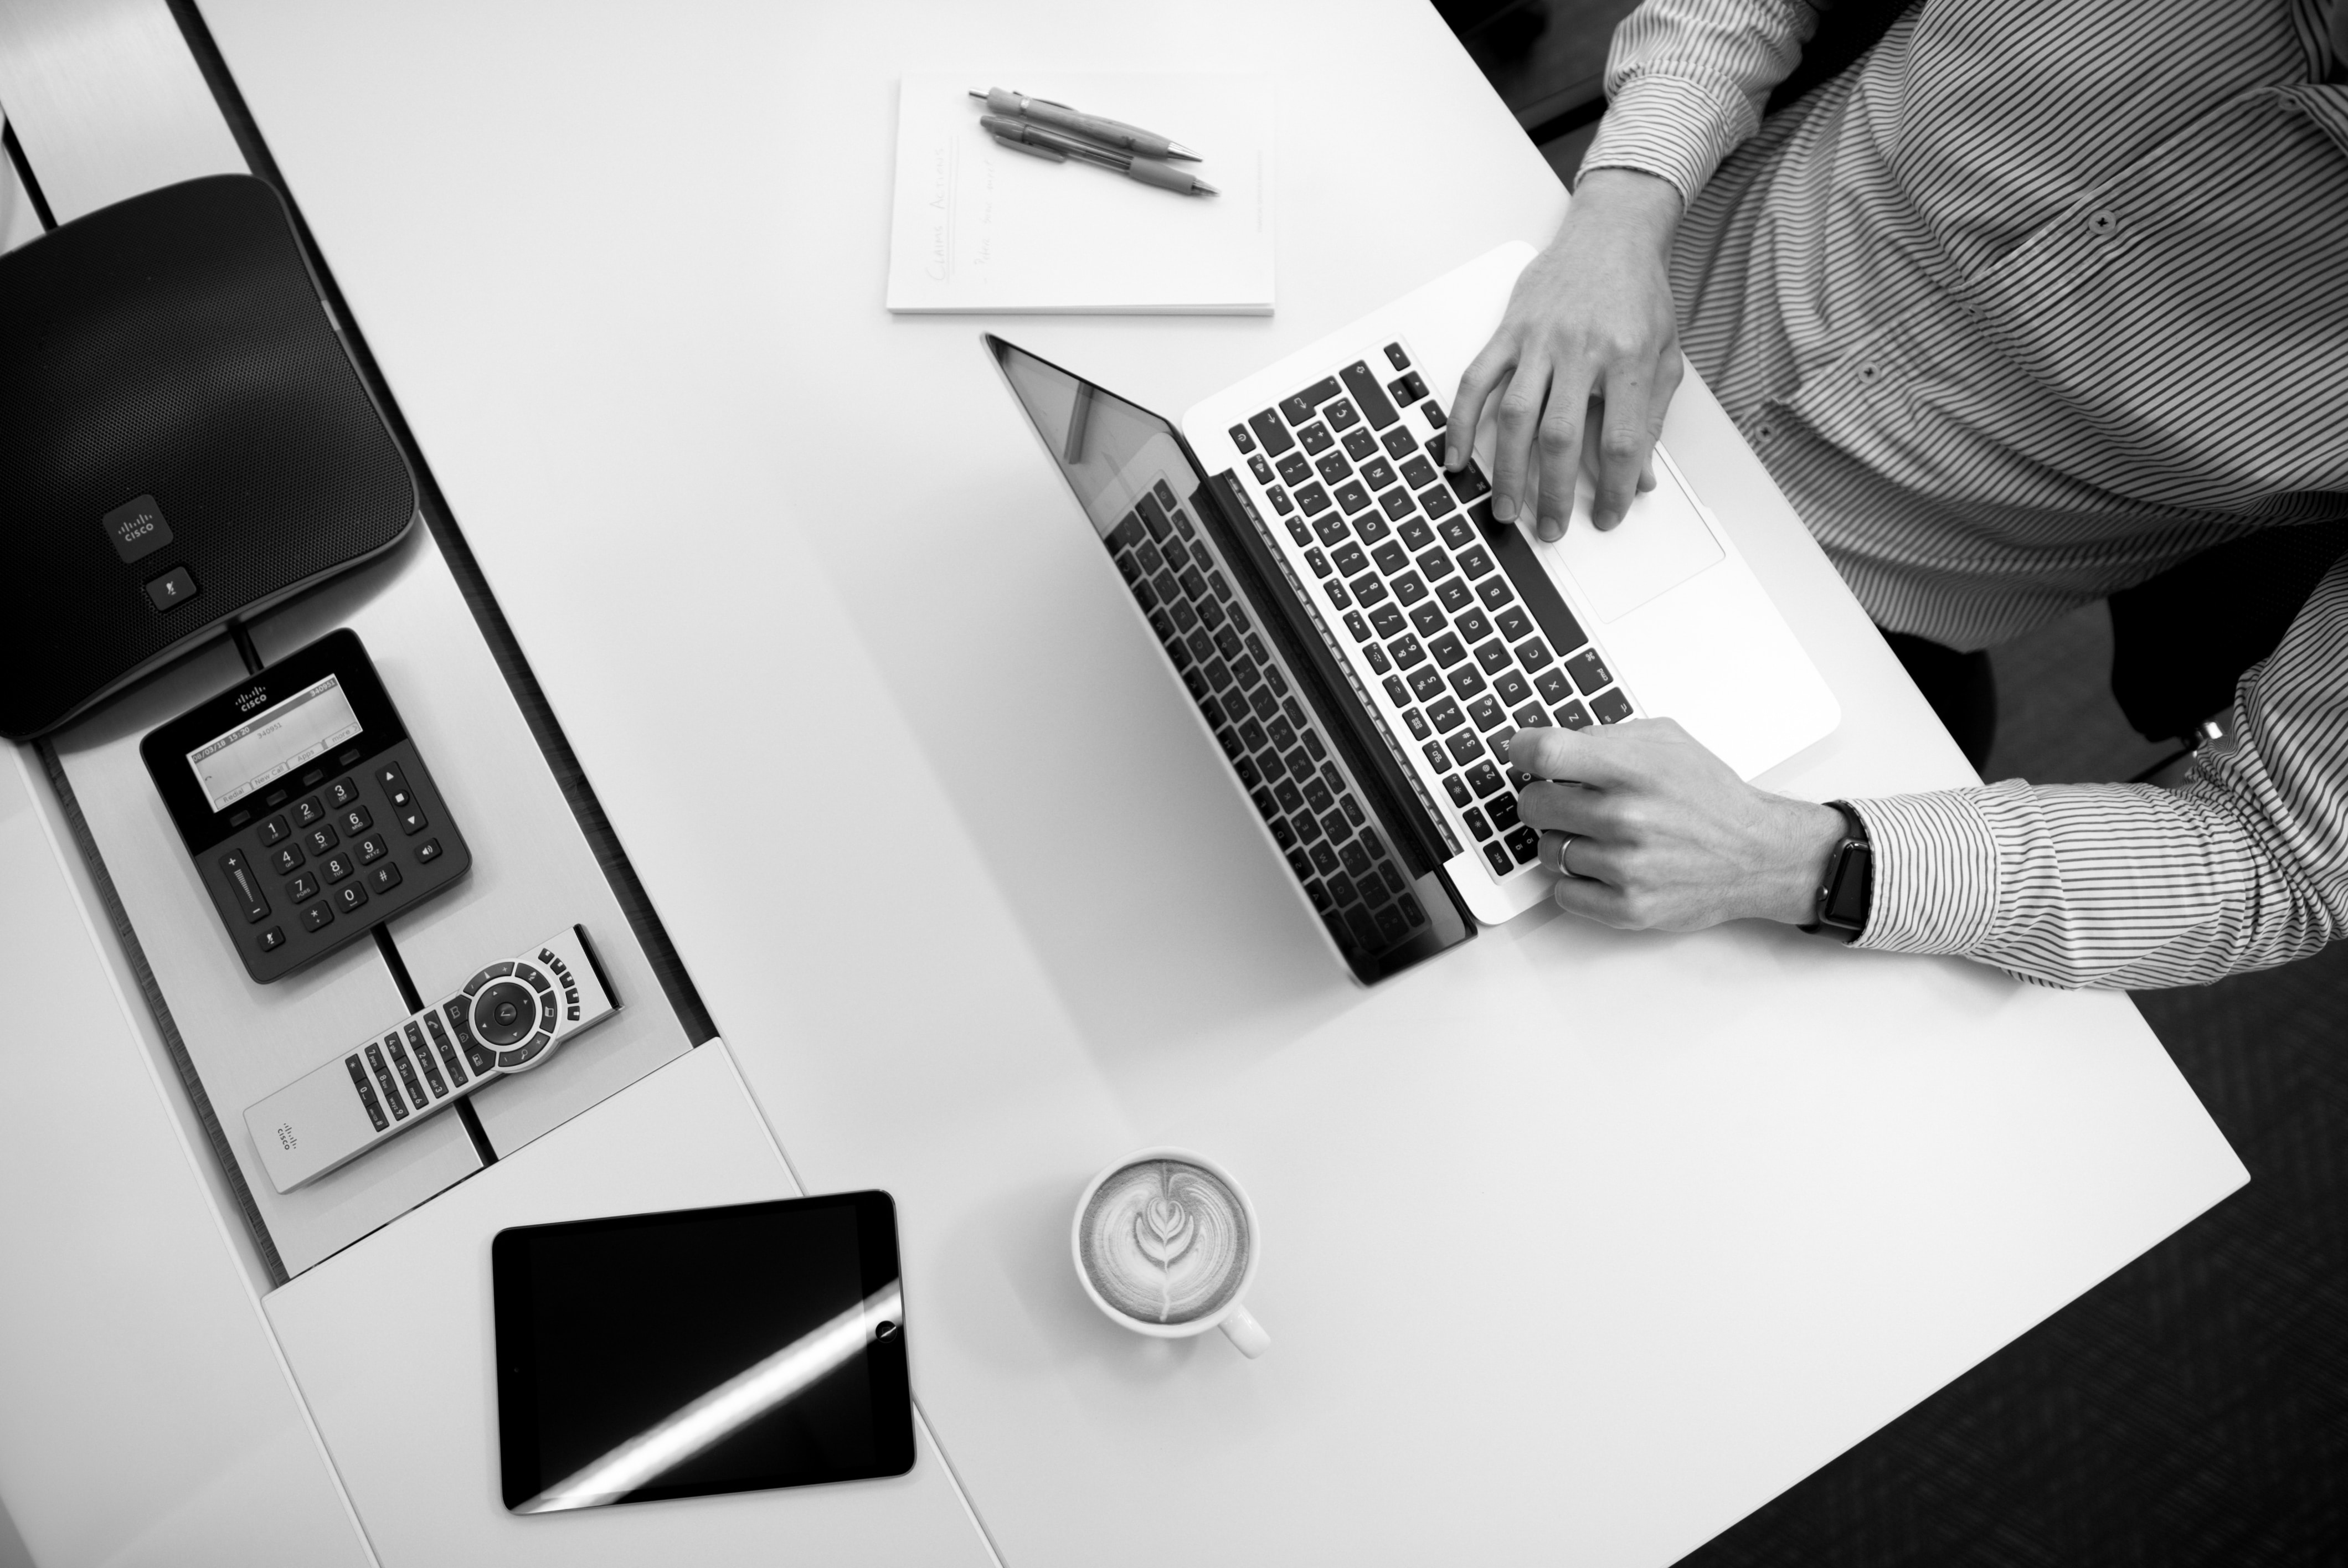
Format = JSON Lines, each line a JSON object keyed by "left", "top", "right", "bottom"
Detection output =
{"left": 1580, "top": 0, "right": 2348, "bottom": 987}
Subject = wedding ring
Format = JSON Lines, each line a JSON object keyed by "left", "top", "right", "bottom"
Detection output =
{"left": 1547, "top": 831, "right": 1594, "bottom": 881}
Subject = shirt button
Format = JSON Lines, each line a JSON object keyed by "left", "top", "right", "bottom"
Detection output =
{"left": 1755, "top": 421, "right": 1775, "bottom": 440}
{"left": 1858, "top": 362, "right": 1881, "bottom": 384}
{"left": 2088, "top": 209, "right": 2118, "bottom": 235}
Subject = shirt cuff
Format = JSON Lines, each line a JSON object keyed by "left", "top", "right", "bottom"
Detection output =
{"left": 1846, "top": 790, "right": 2006, "bottom": 956}
{"left": 1578, "top": 73, "right": 1758, "bottom": 207}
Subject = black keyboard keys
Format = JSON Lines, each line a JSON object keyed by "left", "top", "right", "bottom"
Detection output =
{"left": 1280, "top": 377, "right": 1342, "bottom": 426}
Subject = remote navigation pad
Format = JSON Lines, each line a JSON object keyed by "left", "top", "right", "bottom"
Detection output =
{"left": 244, "top": 926, "right": 619, "bottom": 1193}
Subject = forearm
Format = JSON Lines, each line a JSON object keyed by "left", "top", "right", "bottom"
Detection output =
{"left": 1583, "top": 0, "right": 1827, "bottom": 204}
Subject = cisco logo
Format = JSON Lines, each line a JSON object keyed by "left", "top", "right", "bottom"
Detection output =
{"left": 235, "top": 685, "right": 270, "bottom": 713}
{"left": 101, "top": 493, "right": 176, "bottom": 565}
{"left": 275, "top": 1122, "right": 298, "bottom": 1152}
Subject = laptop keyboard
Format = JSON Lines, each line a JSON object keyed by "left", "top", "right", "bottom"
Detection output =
{"left": 1227, "top": 341, "right": 1638, "bottom": 885}
{"left": 1104, "top": 478, "right": 1435, "bottom": 959}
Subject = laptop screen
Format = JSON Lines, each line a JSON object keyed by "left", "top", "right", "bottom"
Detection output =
{"left": 988, "top": 337, "right": 1203, "bottom": 544}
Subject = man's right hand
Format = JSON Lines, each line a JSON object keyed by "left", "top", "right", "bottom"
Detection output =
{"left": 1446, "top": 168, "right": 1686, "bottom": 540}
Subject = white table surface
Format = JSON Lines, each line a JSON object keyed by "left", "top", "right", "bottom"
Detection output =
{"left": 197, "top": 2, "right": 2249, "bottom": 1563}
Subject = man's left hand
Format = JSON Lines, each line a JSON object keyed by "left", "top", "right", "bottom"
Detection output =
{"left": 1510, "top": 720, "right": 1847, "bottom": 931}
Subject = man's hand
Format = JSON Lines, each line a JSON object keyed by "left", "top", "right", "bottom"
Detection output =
{"left": 1510, "top": 719, "right": 1847, "bottom": 931}
{"left": 1446, "top": 168, "right": 1686, "bottom": 541}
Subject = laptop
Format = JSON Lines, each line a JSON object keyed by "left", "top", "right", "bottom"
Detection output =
{"left": 989, "top": 241, "right": 1838, "bottom": 984}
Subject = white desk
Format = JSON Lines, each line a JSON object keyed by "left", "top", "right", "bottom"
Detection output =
{"left": 12, "top": 0, "right": 2248, "bottom": 1562}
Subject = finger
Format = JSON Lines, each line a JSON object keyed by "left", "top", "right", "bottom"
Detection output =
{"left": 1446, "top": 341, "right": 1515, "bottom": 471}
{"left": 1588, "top": 372, "right": 1652, "bottom": 533}
{"left": 1635, "top": 353, "right": 1681, "bottom": 498}
{"left": 1488, "top": 359, "right": 1554, "bottom": 527}
{"left": 1516, "top": 778, "right": 1609, "bottom": 835}
{"left": 1539, "top": 829, "right": 1628, "bottom": 885}
{"left": 1510, "top": 724, "right": 1640, "bottom": 788}
{"left": 1637, "top": 456, "right": 1656, "bottom": 495}
{"left": 1531, "top": 367, "right": 1596, "bottom": 542}
{"left": 1549, "top": 873, "right": 1636, "bottom": 927}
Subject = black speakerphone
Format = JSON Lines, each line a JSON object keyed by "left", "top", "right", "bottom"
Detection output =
{"left": 141, "top": 628, "right": 471, "bottom": 982}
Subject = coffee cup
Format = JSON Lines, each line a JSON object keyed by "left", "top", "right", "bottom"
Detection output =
{"left": 1071, "top": 1147, "right": 1270, "bottom": 1358}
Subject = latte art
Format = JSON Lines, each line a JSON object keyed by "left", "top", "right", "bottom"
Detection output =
{"left": 1078, "top": 1159, "right": 1250, "bottom": 1325}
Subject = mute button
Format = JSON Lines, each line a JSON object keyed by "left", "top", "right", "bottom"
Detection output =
{"left": 145, "top": 566, "right": 199, "bottom": 611}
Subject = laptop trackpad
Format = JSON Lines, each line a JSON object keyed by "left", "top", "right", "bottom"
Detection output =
{"left": 1541, "top": 467, "right": 1724, "bottom": 623}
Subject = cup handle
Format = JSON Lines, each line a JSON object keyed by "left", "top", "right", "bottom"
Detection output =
{"left": 1218, "top": 1302, "right": 1270, "bottom": 1359}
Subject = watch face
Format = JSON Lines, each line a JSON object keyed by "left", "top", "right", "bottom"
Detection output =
{"left": 1822, "top": 840, "right": 1872, "bottom": 932}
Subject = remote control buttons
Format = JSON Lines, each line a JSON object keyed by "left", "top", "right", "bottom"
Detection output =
{"left": 472, "top": 979, "right": 539, "bottom": 1046}
{"left": 363, "top": 1043, "right": 406, "bottom": 1121}
{"left": 423, "top": 1012, "right": 469, "bottom": 1087}
{"left": 442, "top": 1000, "right": 496, "bottom": 1077}
{"left": 516, "top": 962, "right": 551, "bottom": 996}
{"left": 347, "top": 1055, "right": 387, "bottom": 1131}
{"left": 465, "top": 961, "right": 515, "bottom": 996}
{"left": 498, "top": 1031, "right": 553, "bottom": 1070}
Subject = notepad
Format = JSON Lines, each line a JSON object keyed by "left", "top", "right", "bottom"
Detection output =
{"left": 886, "top": 73, "right": 1274, "bottom": 315}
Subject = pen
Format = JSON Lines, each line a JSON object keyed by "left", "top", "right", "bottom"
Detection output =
{"left": 982, "top": 116, "right": 1219, "bottom": 196}
{"left": 969, "top": 87, "right": 1201, "bottom": 162}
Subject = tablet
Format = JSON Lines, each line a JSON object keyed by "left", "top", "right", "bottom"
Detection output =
{"left": 492, "top": 1192, "right": 913, "bottom": 1512}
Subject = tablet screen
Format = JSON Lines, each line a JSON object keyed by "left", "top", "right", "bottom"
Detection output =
{"left": 492, "top": 1192, "right": 913, "bottom": 1512}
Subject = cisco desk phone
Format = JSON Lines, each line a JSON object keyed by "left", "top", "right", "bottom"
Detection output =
{"left": 141, "top": 628, "right": 470, "bottom": 982}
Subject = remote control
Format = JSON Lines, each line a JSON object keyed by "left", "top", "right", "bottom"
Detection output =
{"left": 245, "top": 926, "right": 619, "bottom": 1193}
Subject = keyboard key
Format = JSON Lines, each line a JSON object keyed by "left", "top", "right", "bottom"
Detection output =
{"left": 1369, "top": 541, "right": 1407, "bottom": 576}
{"left": 1443, "top": 775, "right": 1472, "bottom": 808}
{"left": 1494, "top": 669, "right": 1532, "bottom": 706}
{"left": 1109, "top": 512, "right": 1146, "bottom": 551}
{"left": 1368, "top": 602, "right": 1407, "bottom": 638}
{"left": 1409, "top": 602, "right": 1447, "bottom": 637}
{"left": 1555, "top": 700, "right": 1593, "bottom": 730}
{"left": 1455, "top": 607, "right": 1492, "bottom": 642}
{"left": 1462, "top": 806, "right": 1494, "bottom": 840}
{"left": 1388, "top": 370, "right": 1429, "bottom": 404}
{"left": 1448, "top": 664, "right": 1486, "bottom": 699}
{"left": 1457, "top": 546, "right": 1495, "bottom": 580}
{"left": 1230, "top": 422, "right": 1257, "bottom": 453}
{"left": 269, "top": 842, "right": 304, "bottom": 876}
{"left": 1474, "top": 639, "right": 1513, "bottom": 675}
{"left": 1294, "top": 809, "right": 1324, "bottom": 845}
{"left": 1478, "top": 576, "right": 1516, "bottom": 611}
{"left": 303, "top": 824, "right": 340, "bottom": 856}
{"left": 1427, "top": 696, "right": 1464, "bottom": 732}
{"left": 1482, "top": 841, "right": 1515, "bottom": 877}
{"left": 1513, "top": 702, "right": 1551, "bottom": 730}
{"left": 1515, "top": 637, "right": 1555, "bottom": 672}
{"left": 1495, "top": 605, "right": 1535, "bottom": 642}
{"left": 1469, "top": 695, "right": 1506, "bottom": 731}
{"left": 1382, "top": 426, "right": 1419, "bottom": 460}
{"left": 1315, "top": 451, "right": 1351, "bottom": 486}
{"left": 1445, "top": 730, "right": 1484, "bottom": 766}
{"left": 1238, "top": 717, "right": 1268, "bottom": 752}
{"left": 1592, "top": 689, "right": 1635, "bottom": 724}
{"left": 1535, "top": 668, "right": 1574, "bottom": 705}
{"left": 287, "top": 870, "right": 320, "bottom": 901}
{"left": 1304, "top": 879, "right": 1331, "bottom": 911}
{"left": 1327, "top": 872, "right": 1360, "bottom": 907}
{"left": 1339, "top": 839, "right": 1372, "bottom": 879}
{"left": 1325, "top": 397, "right": 1361, "bottom": 432}
{"left": 301, "top": 900, "right": 334, "bottom": 933}
{"left": 292, "top": 796, "right": 326, "bottom": 829}
{"left": 1305, "top": 546, "right": 1332, "bottom": 577}
{"left": 1374, "top": 904, "right": 1412, "bottom": 945}
{"left": 257, "top": 814, "right": 290, "bottom": 848}
{"left": 1384, "top": 342, "right": 1410, "bottom": 370}
{"left": 1400, "top": 455, "right": 1438, "bottom": 489}
{"left": 1209, "top": 569, "right": 1234, "bottom": 602}
{"left": 1342, "top": 427, "right": 1379, "bottom": 461}
{"left": 1185, "top": 628, "right": 1213, "bottom": 664}
{"left": 1449, "top": 462, "right": 1492, "bottom": 504}
{"left": 1397, "top": 517, "right": 1435, "bottom": 552}
{"left": 1263, "top": 798, "right": 1288, "bottom": 832}
{"left": 1387, "top": 633, "right": 1425, "bottom": 669}
{"left": 1378, "top": 487, "right": 1414, "bottom": 520}
{"left": 1488, "top": 793, "right": 1522, "bottom": 831}
{"left": 1566, "top": 648, "right": 1614, "bottom": 694}
{"left": 1322, "top": 806, "right": 1352, "bottom": 842}
{"left": 1332, "top": 541, "right": 1367, "bottom": 576}
{"left": 1296, "top": 483, "right": 1330, "bottom": 515}
{"left": 1422, "top": 400, "right": 1449, "bottom": 427}
{"left": 1309, "top": 841, "right": 1342, "bottom": 876}
{"left": 1506, "top": 825, "right": 1542, "bottom": 864}
{"left": 1325, "top": 579, "right": 1352, "bottom": 608}
{"left": 1424, "top": 740, "right": 1454, "bottom": 774}
{"left": 1363, "top": 644, "right": 1391, "bottom": 674}
{"left": 1465, "top": 761, "right": 1507, "bottom": 798}
{"left": 1489, "top": 726, "right": 1518, "bottom": 764}
{"left": 259, "top": 926, "right": 285, "bottom": 953}
{"left": 1281, "top": 377, "right": 1341, "bottom": 425}
{"left": 1362, "top": 457, "right": 1397, "bottom": 491}
{"left": 1353, "top": 510, "right": 1391, "bottom": 545}
{"left": 338, "top": 804, "right": 372, "bottom": 837}
{"left": 1302, "top": 777, "right": 1335, "bottom": 815}
{"left": 1297, "top": 421, "right": 1333, "bottom": 454}
{"left": 1177, "top": 567, "right": 1208, "bottom": 601}
{"left": 1276, "top": 453, "right": 1312, "bottom": 488}
{"left": 1392, "top": 571, "right": 1429, "bottom": 606}
{"left": 1435, "top": 576, "right": 1475, "bottom": 612}
{"left": 1161, "top": 537, "right": 1192, "bottom": 574}
{"left": 1312, "top": 514, "right": 1351, "bottom": 549}
{"left": 1408, "top": 666, "right": 1446, "bottom": 702}
{"left": 1351, "top": 574, "right": 1389, "bottom": 607}
{"left": 1419, "top": 482, "right": 1458, "bottom": 519}
{"left": 1380, "top": 676, "right": 1410, "bottom": 709}
{"left": 1438, "top": 515, "right": 1476, "bottom": 549}
{"left": 1429, "top": 632, "right": 1468, "bottom": 668}
{"left": 325, "top": 777, "right": 361, "bottom": 809}
{"left": 1401, "top": 706, "right": 1431, "bottom": 739}
{"left": 1285, "top": 849, "right": 1314, "bottom": 883}
{"left": 1413, "top": 544, "right": 1454, "bottom": 581}
{"left": 1337, "top": 360, "right": 1401, "bottom": 429}
{"left": 1248, "top": 408, "right": 1295, "bottom": 456}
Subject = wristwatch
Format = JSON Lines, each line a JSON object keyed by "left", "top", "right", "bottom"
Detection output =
{"left": 1800, "top": 800, "right": 1871, "bottom": 943}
